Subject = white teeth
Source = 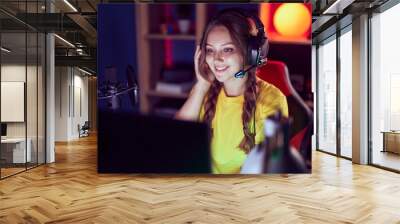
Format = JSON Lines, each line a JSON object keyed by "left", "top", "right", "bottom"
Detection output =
{"left": 215, "top": 67, "right": 228, "bottom": 71}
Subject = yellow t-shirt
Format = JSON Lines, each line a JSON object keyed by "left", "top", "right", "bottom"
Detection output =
{"left": 199, "top": 79, "right": 288, "bottom": 174}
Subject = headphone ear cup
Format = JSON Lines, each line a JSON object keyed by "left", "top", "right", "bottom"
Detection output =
{"left": 247, "top": 37, "right": 260, "bottom": 66}
{"left": 249, "top": 48, "right": 259, "bottom": 66}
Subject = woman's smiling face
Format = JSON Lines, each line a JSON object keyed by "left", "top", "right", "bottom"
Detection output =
{"left": 205, "top": 25, "right": 244, "bottom": 83}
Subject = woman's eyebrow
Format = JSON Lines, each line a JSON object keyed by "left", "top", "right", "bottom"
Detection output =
{"left": 206, "top": 42, "right": 235, "bottom": 47}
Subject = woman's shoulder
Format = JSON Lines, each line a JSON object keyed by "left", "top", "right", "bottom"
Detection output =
{"left": 256, "top": 78, "right": 288, "bottom": 117}
{"left": 257, "top": 79, "right": 286, "bottom": 102}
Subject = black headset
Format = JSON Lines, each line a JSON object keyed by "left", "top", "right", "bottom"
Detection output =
{"left": 235, "top": 11, "right": 268, "bottom": 78}
{"left": 245, "top": 13, "right": 267, "bottom": 66}
{"left": 202, "top": 9, "right": 268, "bottom": 78}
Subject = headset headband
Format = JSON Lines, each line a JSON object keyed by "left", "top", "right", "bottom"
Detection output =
{"left": 214, "top": 9, "right": 266, "bottom": 45}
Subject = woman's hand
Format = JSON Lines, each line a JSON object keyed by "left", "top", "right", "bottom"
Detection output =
{"left": 175, "top": 46, "right": 212, "bottom": 121}
{"left": 194, "top": 45, "right": 213, "bottom": 94}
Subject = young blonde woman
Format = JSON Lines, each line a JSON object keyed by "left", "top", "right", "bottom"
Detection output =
{"left": 176, "top": 9, "right": 288, "bottom": 174}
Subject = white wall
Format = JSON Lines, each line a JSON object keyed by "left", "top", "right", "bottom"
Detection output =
{"left": 55, "top": 67, "right": 89, "bottom": 141}
{"left": 1, "top": 65, "right": 25, "bottom": 130}
{"left": 73, "top": 73, "right": 89, "bottom": 138}
{"left": 1, "top": 64, "right": 26, "bottom": 81}
{"left": 55, "top": 66, "right": 69, "bottom": 141}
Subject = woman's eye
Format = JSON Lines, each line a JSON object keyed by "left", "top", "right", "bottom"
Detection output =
{"left": 224, "top": 48, "right": 234, "bottom": 53}
{"left": 206, "top": 48, "right": 213, "bottom": 54}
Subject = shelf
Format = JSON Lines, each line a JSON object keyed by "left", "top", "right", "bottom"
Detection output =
{"left": 146, "top": 34, "right": 196, "bottom": 41}
{"left": 136, "top": 4, "right": 206, "bottom": 113}
{"left": 147, "top": 90, "right": 189, "bottom": 99}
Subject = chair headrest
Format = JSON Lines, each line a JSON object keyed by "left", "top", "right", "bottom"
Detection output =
{"left": 256, "top": 60, "right": 296, "bottom": 97}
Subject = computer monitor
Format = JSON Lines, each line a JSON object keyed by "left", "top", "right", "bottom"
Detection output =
{"left": 1, "top": 123, "right": 7, "bottom": 137}
{"left": 98, "top": 111, "right": 211, "bottom": 173}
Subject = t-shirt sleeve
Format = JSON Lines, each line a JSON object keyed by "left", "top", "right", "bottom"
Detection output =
{"left": 259, "top": 83, "right": 289, "bottom": 119}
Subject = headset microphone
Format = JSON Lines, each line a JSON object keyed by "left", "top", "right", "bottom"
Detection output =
{"left": 234, "top": 58, "right": 267, "bottom": 79}
{"left": 234, "top": 65, "right": 256, "bottom": 78}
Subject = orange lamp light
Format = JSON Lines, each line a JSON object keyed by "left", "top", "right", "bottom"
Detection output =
{"left": 273, "top": 3, "right": 311, "bottom": 38}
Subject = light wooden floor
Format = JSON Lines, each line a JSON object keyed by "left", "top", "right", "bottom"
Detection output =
{"left": 1, "top": 134, "right": 400, "bottom": 223}
{"left": 1, "top": 167, "right": 26, "bottom": 178}
{"left": 1, "top": 164, "right": 43, "bottom": 178}
{"left": 373, "top": 151, "right": 400, "bottom": 171}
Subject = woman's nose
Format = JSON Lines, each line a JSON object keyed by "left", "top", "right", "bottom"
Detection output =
{"left": 214, "top": 51, "right": 224, "bottom": 62}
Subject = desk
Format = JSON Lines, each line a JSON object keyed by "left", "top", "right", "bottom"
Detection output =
{"left": 381, "top": 131, "right": 400, "bottom": 154}
{"left": 1, "top": 138, "right": 31, "bottom": 163}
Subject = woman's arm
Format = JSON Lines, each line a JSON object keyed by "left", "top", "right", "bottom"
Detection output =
{"left": 175, "top": 83, "right": 209, "bottom": 121}
{"left": 175, "top": 46, "right": 213, "bottom": 121}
